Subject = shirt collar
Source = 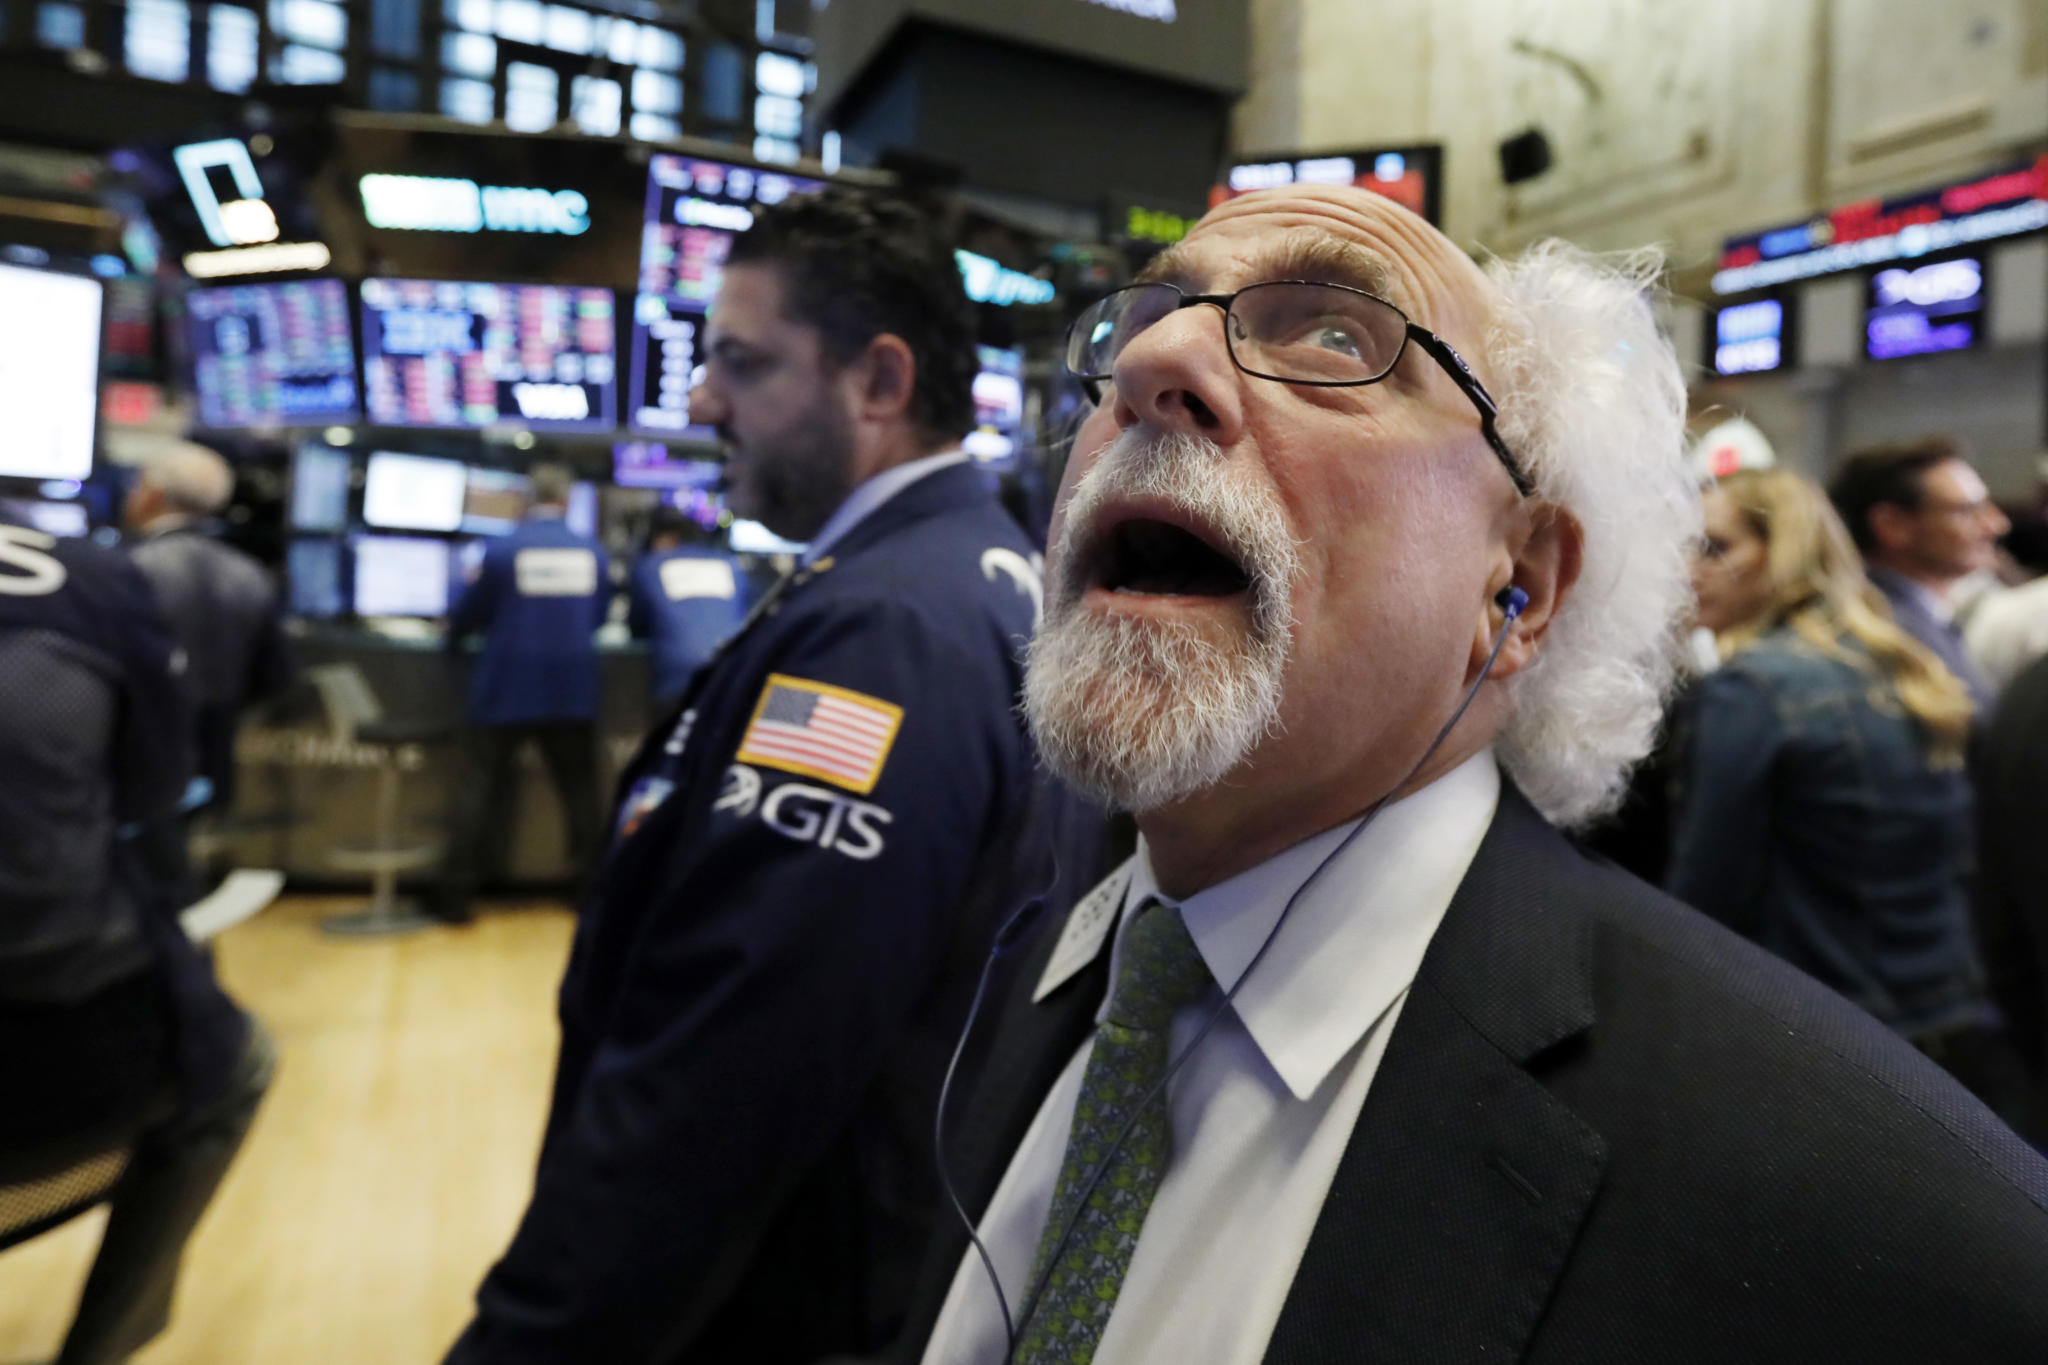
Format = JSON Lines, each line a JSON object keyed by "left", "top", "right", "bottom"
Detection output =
{"left": 1112, "top": 750, "right": 1500, "bottom": 1101}
{"left": 1870, "top": 566, "right": 1955, "bottom": 625}
{"left": 802, "top": 449, "right": 969, "bottom": 565}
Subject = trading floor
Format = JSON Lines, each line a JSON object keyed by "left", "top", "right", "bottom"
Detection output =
{"left": 0, "top": 900, "right": 574, "bottom": 1364}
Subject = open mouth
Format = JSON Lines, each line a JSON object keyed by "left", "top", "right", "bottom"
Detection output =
{"left": 1088, "top": 517, "right": 1253, "bottom": 598}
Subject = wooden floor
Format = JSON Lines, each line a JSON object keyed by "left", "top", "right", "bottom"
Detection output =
{"left": 0, "top": 896, "right": 576, "bottom": 1365}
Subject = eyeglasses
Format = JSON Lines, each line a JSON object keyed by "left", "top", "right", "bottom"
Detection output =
{"left": 1065, "top": 280, "right": 1532, "bottom": 496}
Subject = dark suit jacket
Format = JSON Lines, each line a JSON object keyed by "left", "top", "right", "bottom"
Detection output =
{"left": 1869, "top": 566, "right": 1993, "bottom": 711}
{"left": 1979, "top": 651, "right": 2048, "bottom": 1076}
{"left": 898, "top": 784, "right": 2048, "bottom": 1362}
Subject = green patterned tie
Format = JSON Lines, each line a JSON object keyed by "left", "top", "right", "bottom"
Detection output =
{"left": 1016, "top": 897, "right": 1215, "bottom": 1363}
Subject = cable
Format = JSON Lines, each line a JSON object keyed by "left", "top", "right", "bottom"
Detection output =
{"left": 993, "top": 590, "right": 1526, "bottom": 1357}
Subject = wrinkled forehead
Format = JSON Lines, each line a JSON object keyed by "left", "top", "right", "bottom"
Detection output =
{"left": 1143, "top": 185, "right": 1500, "bottom": 352}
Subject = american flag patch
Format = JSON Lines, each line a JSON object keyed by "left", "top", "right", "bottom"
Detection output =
{"left": 735, "top": 674, "right": 904, "bottom": 795}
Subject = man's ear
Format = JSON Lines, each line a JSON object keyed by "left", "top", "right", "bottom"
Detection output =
{"left": 1867, "top": 501, "right": 1915, "bottom": 555}
{"left": 1472, "top": 504, "right": 1583, "bottom": 683}
{"left": 851, "top": 333, "right": 917, "bottom": 424}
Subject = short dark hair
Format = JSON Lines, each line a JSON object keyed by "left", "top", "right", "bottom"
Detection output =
{"left": 727, "top": 186, "right": 976, "bottom": 442}
{"left": 1826, "top": 436, "right": 1967, "bottom": 554}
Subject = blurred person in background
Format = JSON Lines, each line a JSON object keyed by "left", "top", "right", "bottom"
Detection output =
{"left": 445, "top": 189, "right": 1100, "bottom": 1364}
{"left": 0, "top": 515, "right": 272, "bottom": 1365}
{"left": 123, "top": 440, "right": 294, "bottom": 898}
{"left": 1673, "top": 468, "right": 2026, "bottom": 1115}
{"left": 625, "top": 502, "right": 746, "bottom": 708}
{"left": 1978, "top": 649, "right": 2048, "bottom": 1119}
{"left": 437, "top": 462, "right": 610, "bottom": 925}
{"left": 1828, "top": 437, "right": 2008, "bottom": 711}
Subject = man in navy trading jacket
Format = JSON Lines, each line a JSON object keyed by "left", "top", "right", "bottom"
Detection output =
{"left": 439, "top": 463, "right": 611, "bottom": 923}
{"left": 626, "top": 503, "right": 746, "bottom": 708}
{"left": 446, "top": 189, "right": 1096, "bottom": 1363}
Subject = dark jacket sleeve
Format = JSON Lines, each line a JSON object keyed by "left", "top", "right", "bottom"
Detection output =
{"left": 103, "top": 552, "right": 197, "bottom": 824}
{"left": 448, "top": 544, "right": 504, "bottom": 646}
{"left": 1665, "top": 667, "right": 1782, "bottom": 938}
{"left": 451, "top": 600, "right": 1017, "bottom": 1363}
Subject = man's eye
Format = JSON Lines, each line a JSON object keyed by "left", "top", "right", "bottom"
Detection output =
{"left": 1308, "top": 322, "right": 1365, "bottom": 358}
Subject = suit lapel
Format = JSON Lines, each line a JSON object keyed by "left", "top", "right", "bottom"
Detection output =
{"left": 1266, "top": 789, "right": 1608, "bottom": 1364}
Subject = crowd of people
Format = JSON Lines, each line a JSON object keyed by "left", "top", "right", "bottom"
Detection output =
{"left": 4, "top": 176, "right": 2048, "bottom": 1364}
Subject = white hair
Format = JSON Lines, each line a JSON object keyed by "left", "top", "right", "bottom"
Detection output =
{"left": 145, "top": 440, "right": 236, "bottom": 517}
{"left": 1484, "top": 241, "right": 1701, "bottom": 828}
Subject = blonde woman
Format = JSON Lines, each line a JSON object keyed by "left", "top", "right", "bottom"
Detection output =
{"left": 1671, "top": 467, "right": 1987, "bottom": 1049}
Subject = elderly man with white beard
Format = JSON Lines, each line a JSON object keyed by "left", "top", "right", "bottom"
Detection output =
{"left": 884, "top": 185, "right": 2048, "bottom": 1365}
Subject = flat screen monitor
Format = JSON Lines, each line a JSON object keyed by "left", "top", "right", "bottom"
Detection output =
{"left": 0, "top": 498, "right": 89, "bottom": 536}
{"left": 629, "top": 155, "right": 822, "bottom": 436}
{"left": 1213, "top": 146, "right": 1443, "bottom": 225}
{"left": 614, "top": 440, "right": 722, "bottom": 490}
{"left": 290, "top": 444, "right": 353, "bottom": 531}
{"left": 1710, "top": 298, "right": 1790, "bottom": 377}
{"left": 287, "top": 536, "right": 347, "bottom": 618}
{"left": 965, "top": 345, "right": 1026, "bottom": 469}
{"left": 359, "top": 278, "right": 618, "bottom": 431}
{"left": 363, "top": 451, "right": 466, "bottom": 532}
{"left": 187, "top": 279, "right": 359, "bottom": 428}
{"left": 462, "top": 466, "right": 530, "bottom": 535}
{"left": 0, "top": 261, "right": 101, "bottom": 482}
{"left": 351, "top": 533, "right": 451, "bottom": 617}
{"left": 1865, "top": 256, "right": 1985, "bottom": 361}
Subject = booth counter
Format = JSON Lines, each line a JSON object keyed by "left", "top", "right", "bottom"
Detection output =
{"left": 213, "top": 628, "right": 656, "bottom": 891}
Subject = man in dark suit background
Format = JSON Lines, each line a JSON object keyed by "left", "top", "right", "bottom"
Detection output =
{"left": 899, "top": 184, "right": 2048, "bottom": 1364}
{"left": 1979, "top": 649, "right": 2048, "bottom": 1110}
{"left": 1828, "top": 436, "right": 2009, "bottom": 711}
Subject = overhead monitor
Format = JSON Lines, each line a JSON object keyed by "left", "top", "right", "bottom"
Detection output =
{"left": 0, "top": 498, "right": 90, "bottom": 536}
{"left": 0, "top": 261, "right": 102, "bottom": 482}
{"left": 359, "top": 277, "right": 618, "bottom": 430}
{"left": 614, "top": 439, "right": 722, "bottom": 490}
{"left": 351, "top": 533, "right": 452, "bottom": 617}
{"left": 1865, "top": 256, "right": 1985, "bottom": 362}
{"left": 629, "top": 155, "right": 823, "bottom": 437}
{"left": 1212, "top": 145, "right": 1443, "bottom": 225}
{"left": 462, "top": 466, "right": 531, "bottom": 535}
{"left": 290, "top": 443, "right": 353, "bottom": 531}
{"left": 1709, "top": 297, "right": 1792, "bottom": 377}
{"left": 965, "top": 345, "right": 1026, "bottom": 468}
{"left": 287, "top": 537, "right": 347, "bottom": 618}
{"left": 363, "top": 450, "right": 466, "bottom": 532}
{"left": 187, "top": 279, "right": 360, "bottom": 428}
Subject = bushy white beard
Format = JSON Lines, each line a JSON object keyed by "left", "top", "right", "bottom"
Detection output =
{"left": 1023, "top": 429, "right": 1301, "bottom": 811}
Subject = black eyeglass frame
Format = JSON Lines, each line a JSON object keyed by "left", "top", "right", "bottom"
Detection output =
{"left": 1067, "top": 280, "right": 1534, "bottom": 497}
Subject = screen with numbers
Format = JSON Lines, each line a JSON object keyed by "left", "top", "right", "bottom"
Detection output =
{"left": 360, "top": 277, "right": 617, "bottom": 431}
{"left": 188, "top": 279, "right": 360, "bottom": 429}
{"left": 627, "top": 155, "right": 823, "bottom": 438}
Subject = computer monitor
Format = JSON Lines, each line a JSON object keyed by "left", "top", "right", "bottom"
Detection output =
{"left": 614, "top": 440, "right": 722, "bottom": 490}
{"left": 290, "top": 444, "right": 353, "bottom": 532}
{"left": 351, "top": 534, "right": 451, "bottom": 617}
{"left": 965, "top": 345, "right": 1026, "bottom": 469}
{"left": 0, "top": 498, "right": 89, "bottom": 537}
{"left": 287, "top": 536, "right": 347, "bottom": 618}
{"left": 359, "top": 277, "right": 618, "bottom": 431}
{"left": 462, "top": 466, "right": 531, "bottom": 535}
{"left": 1865, "top": 256, "right": 1985, "bottom": 361}
{"left": 628, "top": 155, "right": 822, "bottom": 436}
{"left": 187, "top": 278, "right": 360, "bottom": 428}
{"left": 0, "top": 260, "right": 101, "bottom": 482}
{"left": 362, "top": 451, "right": 466, "bottom": 532}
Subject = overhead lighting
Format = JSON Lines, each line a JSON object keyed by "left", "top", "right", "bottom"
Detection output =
{"left": 183, "top": 241, "right": 332, "bottom": 278}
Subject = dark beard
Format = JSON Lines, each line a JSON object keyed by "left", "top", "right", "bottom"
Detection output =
{"left": 725, "top": 398, "right": 856, "bottom": 542}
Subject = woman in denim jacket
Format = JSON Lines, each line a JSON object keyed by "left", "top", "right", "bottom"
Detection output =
{"left": 1670, "top": 468, "right": 1985, "bottom": 1044}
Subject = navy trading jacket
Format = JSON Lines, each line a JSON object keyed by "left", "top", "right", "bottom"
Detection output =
{"left": 448, "top": 514, "right": 610, "bottom": 726}
{"left": 447, "top": 462, "right": 1104, "bottom": 1365}
{"left": 625, "top": 545, "right": 747, "bottom": 706}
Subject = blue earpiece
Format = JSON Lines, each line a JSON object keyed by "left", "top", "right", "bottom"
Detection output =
{"left": 1495, "top": 585, "right": 1529, "bottom": 620}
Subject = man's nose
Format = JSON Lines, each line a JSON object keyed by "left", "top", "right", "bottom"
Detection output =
{"left": 1107, "top": 308, "right": 1244, "bottom": 443}
{"left": 690, "top": 378, "right": 728, "bottom": 428}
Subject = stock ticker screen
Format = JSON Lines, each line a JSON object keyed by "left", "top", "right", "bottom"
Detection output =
{"left": 360, "top": 278, "right": 617, "bottom": 431}
{"left": 628, "top": 155, "right": 823, "bottom": 437}
{"left": 187, "top": 279, "right": 360, "bottom": 429}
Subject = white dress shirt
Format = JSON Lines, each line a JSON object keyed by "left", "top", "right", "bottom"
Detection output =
{"left": 922, "top": 751, "right": 1501, "bottom": 1364}
{"left": 801, "top": 449, "right": 968, "bottom": 566}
